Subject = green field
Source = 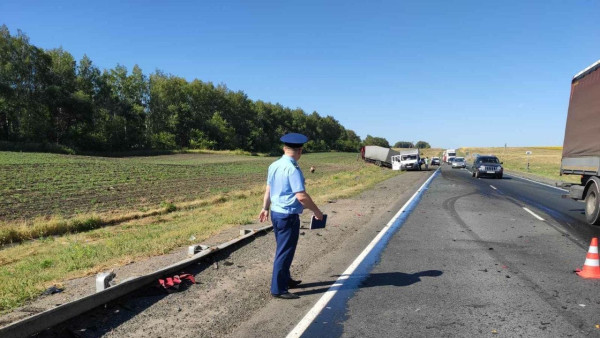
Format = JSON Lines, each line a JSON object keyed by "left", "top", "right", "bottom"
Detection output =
{"left": 0, "top": 151, "right": 270, "bottom": 221}
{"left": 0, "top": 151, "right": 398, "bottom": 312}
{"left": 0, "top": 151, "right": 366, "bottom": 220}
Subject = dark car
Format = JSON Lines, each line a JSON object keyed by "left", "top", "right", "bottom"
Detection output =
{"left": 471, "top": 155, "right": 503, "bottom": 179}
{"left": 431, "top": 157, "right": 440, "bottom": 165}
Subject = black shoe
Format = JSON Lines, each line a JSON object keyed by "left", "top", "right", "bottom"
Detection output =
{"left": 288, "top": 279, "right": 302, "bottom": 288}
{"left": 272, "top": 292, "right": 300, "bottom": 299}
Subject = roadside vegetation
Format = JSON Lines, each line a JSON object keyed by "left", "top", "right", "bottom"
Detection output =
{"left": 459, "top": 146, "right": 579, "bottom": 183}
{"left": 0, "top": 151, "right": 399, "bottom": 313}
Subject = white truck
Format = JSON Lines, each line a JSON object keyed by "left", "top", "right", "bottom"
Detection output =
{"left": 560, "top": 59, "right": 600, "bottom": 225}
{"left": 399, "top": 149, "right": 421, "bottom": 171}
{"left": 360, "top": 145, "right": 400, "bottom": 168}
{"left": 443, "top": 149, "right": 456, "bottom": 164}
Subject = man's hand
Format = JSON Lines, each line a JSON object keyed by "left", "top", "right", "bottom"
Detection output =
{"left": 259, "top": 209, "right": 269, "bottom": 223}
{"left": 296, "top": 191, "right": 323, "bottom": 221}
{"left": 259, "top": 185, "right": 271, "bottom": 223}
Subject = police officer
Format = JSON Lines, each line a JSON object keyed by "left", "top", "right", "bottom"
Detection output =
{"left": 258, "top": 133, "right": 323, "bottom": 299}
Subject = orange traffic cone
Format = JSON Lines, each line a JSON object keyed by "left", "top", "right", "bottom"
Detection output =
{"left": 576, "top": 237, "right": 600, "bottom": 279}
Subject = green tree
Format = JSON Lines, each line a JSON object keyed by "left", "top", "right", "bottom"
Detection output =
{"left": 148, "top": 72, "right": 188, "bottom": 148}
{"left": 46, "top": 48, "right": 77, "bottom": 144}
{"left": 0, "top": 26, "right": 52, "bottom": 142}
{"left": 415, "top": 141, "right": 431, "bottom": 149}
{"left": 363, "top": 135, "right": 390, "bottom": 148}
{"left": 394, "top": 141, "right": 414, "bottom": 148}
{"left": 206, "top": 112, "right": 235, "bottom": 149}
{"left": 336, "top": 129, "right": 361, "bottom": 152}
{"left": 317, "top": 115, "right": 343, "bottom": 150}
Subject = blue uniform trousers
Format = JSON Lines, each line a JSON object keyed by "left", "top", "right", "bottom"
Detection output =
{"left": 270, "top": 211, "right": 300, "bottom": 295}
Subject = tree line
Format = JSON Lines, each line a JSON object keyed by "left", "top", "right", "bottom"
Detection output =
{"left": 0, "top": 26, "right": 363, "bottom": 154}
{"left": 363, "top": 136, "right": 431, "bottom": 149}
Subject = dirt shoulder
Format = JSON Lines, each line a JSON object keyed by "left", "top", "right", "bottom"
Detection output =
{"left": 4, "top": 169, "right": 434, "bottom": 337}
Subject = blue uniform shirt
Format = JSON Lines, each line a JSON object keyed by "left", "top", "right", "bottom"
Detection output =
{"left": 267, "top": 155, "right": 305, "bottom": 214}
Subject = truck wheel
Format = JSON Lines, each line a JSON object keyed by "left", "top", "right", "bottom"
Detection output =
{"left": 585, "top": 183, "right": 600, "bottom": 225}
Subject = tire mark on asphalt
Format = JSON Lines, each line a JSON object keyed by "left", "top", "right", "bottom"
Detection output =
{"left": 442, "top": 166, "right": 588, "bottom": 249}
{"left": 499, "top": 195, "right": 588, "bottom": 250}
{"left": 442, "top": 193, "right": 592, "bottom": 335}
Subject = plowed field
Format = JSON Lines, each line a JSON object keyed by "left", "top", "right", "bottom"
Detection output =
{"left": 0, "top": 151, "right": 359, "bottom": 221}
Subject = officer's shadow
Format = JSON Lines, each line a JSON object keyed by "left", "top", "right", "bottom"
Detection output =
{"left": 294, "top": 270, "right": 443, "bottom": 296}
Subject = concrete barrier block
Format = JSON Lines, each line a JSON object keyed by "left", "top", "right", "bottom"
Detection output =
{"left": 95, "top": 271, "right": 116, "bottom": 292}
{"left": 187, "top": 244, "right": 210, "bottom": 257}
{"left": 240, "top": 229, "right": 252, "bottom": 236}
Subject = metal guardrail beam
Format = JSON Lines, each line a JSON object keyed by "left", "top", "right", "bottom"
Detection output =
{"left": 0, "top": 225, "right": 273, "bottom": 338}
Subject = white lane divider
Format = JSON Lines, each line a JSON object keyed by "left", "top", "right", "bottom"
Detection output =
{"left": 506, "top": 174, "right": 568, "bottom": 192}
{"left": 523, "top": 207, "right": 545, "bottom": 221}
{"left": 285, "top": 169, "right": 440, "bottom": 338}
{"left": 490, "top": 185, "right": 497, "bottom": 190}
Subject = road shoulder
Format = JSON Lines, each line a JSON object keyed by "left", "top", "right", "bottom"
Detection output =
{"left": 13, "top": 169, "right": 434, "bottom": 337}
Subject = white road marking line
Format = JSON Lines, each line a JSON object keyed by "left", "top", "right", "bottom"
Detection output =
{"left": 285, "top": 169, "right": 440, "bottom": 338}
{"left": 523, "top": 207, "right": 545, "bottom": 221}
{"left": 490, "top": 185, "right": 497, "bottom": 190}
{"left": 505, "top": 174, "right": 568, "bottom": 192}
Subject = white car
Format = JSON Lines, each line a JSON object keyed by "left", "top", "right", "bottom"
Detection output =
{"left": 451, "top": 157, "right": 466, "bottom": 168}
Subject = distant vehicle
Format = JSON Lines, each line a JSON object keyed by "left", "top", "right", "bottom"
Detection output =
{"left": 399, "top": 149, "right": 421, "bottom": 171}
{"left": 560, "top": 59, "right": 600, "bottom": 224}
{"left": 471, "top": 155, "right": 503, "bottom": 179}
{"left": 431, "top": 157, "right": 441, "bottom": 165}
{"left": 451, "top": 157, "right": 466, "bottom": 168}
{"left": 443, "top": 149, "right": 456, "bottom": 164}
{"left": 361, "top": 146, "right": 400, "bottom": 168}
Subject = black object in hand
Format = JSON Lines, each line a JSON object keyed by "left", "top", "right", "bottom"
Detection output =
{"left": 310, "top": 214, "right": 327, "bottom": 229}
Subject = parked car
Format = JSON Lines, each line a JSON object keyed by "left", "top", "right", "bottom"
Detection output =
{"left": 451, "top": 157, "right": 466, "bottom": 168}
{"left": 431, "top": 157, "right": 441, "bottom": 165}
{"left": 471, "top": 155, "right": 503, "bottom": 179}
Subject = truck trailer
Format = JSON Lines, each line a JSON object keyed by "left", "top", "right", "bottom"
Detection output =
{"left": 360, "top": 145, "right": 400, "bottom": 168}
{"left": 560, "top": 59, "right": 600, "bottom": 225}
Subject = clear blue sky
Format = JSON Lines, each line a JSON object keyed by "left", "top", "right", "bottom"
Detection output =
{"left": 2, "top": 0, "right": 599, "bottom": 149}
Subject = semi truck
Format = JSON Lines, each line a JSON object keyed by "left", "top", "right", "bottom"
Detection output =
{"left": 443, "top": 149, "right": 456, "bottom": 164}
{"left": 560, "top": 59, "right": 600, "bottom": 225}
{"left": 360, "top": 145, "right": 400, "bottom": 168}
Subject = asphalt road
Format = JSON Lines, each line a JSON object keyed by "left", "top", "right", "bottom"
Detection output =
{"left": 301, "top": 164, "right": 600, "bottom": 337}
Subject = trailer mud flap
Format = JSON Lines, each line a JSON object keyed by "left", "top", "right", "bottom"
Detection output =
{"left": 566, "top": 185, "right": 585, "bottom": 200}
